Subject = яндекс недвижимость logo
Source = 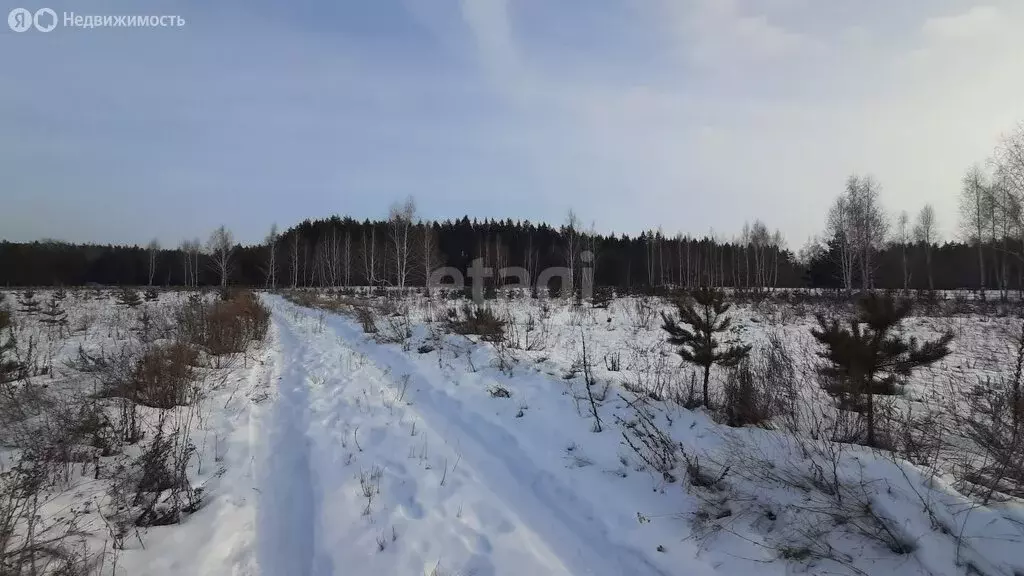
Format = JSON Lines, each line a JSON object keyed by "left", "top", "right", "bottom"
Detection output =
{"left": 8, "top": 7, "right": 57, "bottom": 32}
{"left": 8, "top": 7, "right": 184, "bottom": 32}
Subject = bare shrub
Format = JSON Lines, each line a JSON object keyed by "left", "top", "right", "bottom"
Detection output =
{"left": 603, "top": 351, "right": 621, "bottom": 371}
{"left": 617, "top": 393, "right": 679, "bottom": 483}
{"left": 0, "top": 456, "right": 90, "bottom": 575}
{"left": 576, "top": 331, "right": 607, "bottom": 432}
{"left": 445, "top": 303, "right": 505, "bottom": 343}
{"left": 106, "top": 412, "right": 200, "bottom": 531}
{"left": 177, "top": 290, "right": 270, "bottom": 356}
{"left": 621, "top": 339, "right": 680, "bottom": 404}
{"left": 492, "top": 329, "right": 517, "bottom": 376}
{"left": 130, "top": 343, "right": 199, "bottom": 409}
{"left": 488, "top": 384, "right": 511, "bottom": 398}
{"left": 954, "top": 319, "right": 1024, "bottom": 500}
{"left": 283, "top": 290, "right": 320, "bottom": 310}
{"left": 698, "top": 433, "right": 919, "bottom": 568}
{"left": 625, "top": 297, "right": 656, "bottom": 330}
{"left": 375, "top": 302, "right": 412, "bottom": 346}
{"left": 677, "top": 371, "right": 702, "bottom": 409}
{"left": 682, "top": 451, "right": 729, "bottom": 490}
{"left": 505, "top": 312, "right": 549, "bottom": 351}
{"left": 358, "top": 465, "right": 383, "bottom": 516}
{"left": 352, "top": 304, "right": 378, "bottom": 334}
{"left": 77, "top": 341, "right": 197, "bottom": 410}
{"left": 590, "top": 286, "right": 613, "bottom": 309}
{"left": 721, "top": 333, "right": 795, "bottom": 428}
{"left": 721, "top": 359, "right": 764, "bottom": 427}
{"left": 760, "top": 330, "right": 799, "bottom": 426}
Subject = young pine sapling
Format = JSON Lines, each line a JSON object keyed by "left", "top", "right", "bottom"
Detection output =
{"left": 1, "top": 307, "right": 22, "bottom": 384}
{"left": 661, "top": 288, "right": 751, "bottom": 409}
{"left": 811, "top": 293, "right": 953, "bottom": 447}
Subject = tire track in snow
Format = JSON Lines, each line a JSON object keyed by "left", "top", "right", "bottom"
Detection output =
{"left": 255, "top": 319, "right": 335, "bottom": 576}
{"left": 292, "top": 302, "right": 673, "bottom": 576}
{"left": 264, "top": 298, "right": 580, "bottom": 576}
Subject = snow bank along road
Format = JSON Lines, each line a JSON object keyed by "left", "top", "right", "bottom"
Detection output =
{"left": 251, "top": 296, "right": 715, "bottom": 576}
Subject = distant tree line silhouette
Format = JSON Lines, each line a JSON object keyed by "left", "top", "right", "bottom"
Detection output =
{"left": 2, "top": 215, "right": 1023, "bottom": 293}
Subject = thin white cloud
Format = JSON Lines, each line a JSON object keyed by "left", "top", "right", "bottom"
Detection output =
{"left": 449, "top": 0, "right": 1024, "bottom": 243}
{"left": 922, "top": 5, "right": 1000, "bottom": 39}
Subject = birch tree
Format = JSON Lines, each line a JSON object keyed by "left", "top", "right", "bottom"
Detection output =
{"left": 585, "top": 222, "right": 601, "bottom": 293}
{"left": 994, "top": 177, "right": 1019, "bottom": 299}
{"left": 995, "top": 123, "right": 1024, "bottom": 199}
{"left": 644, "top": 230, "right": 658, "bottom": 288}
{"left": 849, "top": 175, "right": 888, "bottom": 289}
{"left": 190, "top": 239, "right": 201, "bottom": 287}
{"left": 343, "top": 229, "right": 352, "bottom": 287}
{"left": 827, "top": 194, "right": 855, "bottom": 291}
{"left": 206, "top": 226, "right": 234, "bottom": 288}
{"left": 989, "top": 125, "right": 1024, "bottom": 294}
{"left": 563, "top": 209, "right": 581, "bottom": 291}
{"left": 740, "top": 223, "right": 751, "bottom": 289}
{"left": 960, "top": 165, "right": 989, "bottom": 291}
{"left": 264, "top": 223, "right": 279, "bottom": 289}
{"left": 913, "top": 205, "right": 937, "bottom": 292}
{"left": 388, "top": 197, "right": 416, "bottom": 289}
{"left": 749, "top": 220, "right": 771, "bottom": 289}
{"left": 179, "top": 238, "right": 201, "bottom": 287}
{"left": 290, "top": 232, "right": 301, "bottom": 288}
{"left": 179, "top": 239, "right": 192, "bottom": 287}
{"left": 146, "top": 239, "right": 160, "bottom": 286}
{"left": 361, "top": 227, "right": 378, "bottom": 287}
{"left": 524, "top": 230, "right": 538, "bottom": 287}
{"left": 770, "top": 230, "right": 784, "bottom": 288}
{"left": 896, "top": 211, "right": 910, "bottom": 291}
{"left": 327, "top": 227, "right": 340, "bottom": 287}
{"left": 421, "top": 222, "right": 442, "bottom": 293}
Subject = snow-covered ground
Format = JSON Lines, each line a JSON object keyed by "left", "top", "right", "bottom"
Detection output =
{"left": 0, "top": 289, "right": 270, "bottom": 575}
{"left": 3, "top": 289, "right": 1024, "bottom": 575}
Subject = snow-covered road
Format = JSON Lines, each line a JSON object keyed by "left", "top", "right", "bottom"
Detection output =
{"left": 252, "top": 296, "right": 703, "bottom": 576}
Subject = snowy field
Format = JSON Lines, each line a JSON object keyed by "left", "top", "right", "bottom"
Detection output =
{"left": 2, "top": 288, "right": 1023, "bottom": 575}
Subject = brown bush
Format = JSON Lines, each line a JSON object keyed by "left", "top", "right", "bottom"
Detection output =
{"left": 177, "top": 290, "right": 270, "bottom": 355}
{"left": 446, "top": 303, "right": 505, "bottom": 342}
{"left": 352, "top": 305, "right": 378, "bottom": 333}
{"left": 131, "top": 343, "right": 198, "bottom": 409}
{"left": 720, "top": 331, "right": 798, "bottom": 428}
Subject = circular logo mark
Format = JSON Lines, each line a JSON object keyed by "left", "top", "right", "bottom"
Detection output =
{"left": 33, "top": 8, "right": 57, "bottom": 32}
{"left": 8, "top": 7, "right": 32, "bottom": 32}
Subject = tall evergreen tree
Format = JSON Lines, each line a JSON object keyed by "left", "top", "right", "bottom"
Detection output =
{"left": 811, "top": 293, "right": 953, "bottom": 447}
{"left": 661, "top": 288, "right": 751, "bottom": 409}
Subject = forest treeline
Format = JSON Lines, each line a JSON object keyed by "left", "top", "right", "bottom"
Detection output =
{"left": 1, "top": 217, "right": 1021, "bottom": 293}
{"left": 4, "top": 122, "right": 1024, "bottom": 293}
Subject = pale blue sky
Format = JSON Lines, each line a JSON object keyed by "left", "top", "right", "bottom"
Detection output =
{"left": 2, "top": 0, "right": 1022, "bottom": 247}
